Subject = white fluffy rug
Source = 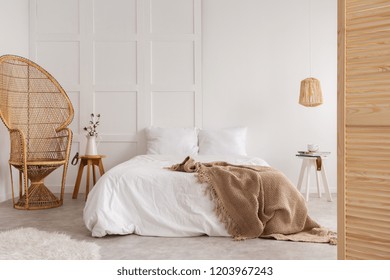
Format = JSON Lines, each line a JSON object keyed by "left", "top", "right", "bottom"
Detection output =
{"left": 0, "top": 227, "right": 101, "bottom": 260}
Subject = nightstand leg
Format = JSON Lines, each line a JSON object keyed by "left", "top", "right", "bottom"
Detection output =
{"left": 73, "top": 161, "right": 85, "bottom": 199}
{"left": 98, "top": 159, "right": 105, "bottom": 175}
{"left": 92, "top": 163, "right": 97, "bottom": 185}
{"left": 321, "top": 164, "right": 332, "bottom": 202}
{"left": 305, "top": 159, "right": 311, "bottom": 202}
{"left": 315, "top": 170, "right": 321, "bottom": 198}
{"left": 85, "top": 160, "right": 91, "bottom": 201}
{"left": 297, "top": 159, "right": 307, "bottom": 191}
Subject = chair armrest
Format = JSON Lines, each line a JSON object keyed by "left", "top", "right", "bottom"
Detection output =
{"left": 8, "top": 127, "right": 73, "bottom": 163}
{"left": 9, "top": 128, "right": 27, "bottom": 164}
{"left": 55, "top": 127, "right": 73, "bottom": 161}
{"left": 53, "top": 127, "right": 73, "bottom": 161}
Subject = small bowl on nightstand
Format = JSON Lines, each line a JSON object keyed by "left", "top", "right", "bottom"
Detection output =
{"left": 307, "top": 144, "right": 319, "bottom": 152}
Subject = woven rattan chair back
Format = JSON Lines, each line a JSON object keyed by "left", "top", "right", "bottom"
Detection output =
{"left": 0, "top": 55, "right": 74, "bottom": 210}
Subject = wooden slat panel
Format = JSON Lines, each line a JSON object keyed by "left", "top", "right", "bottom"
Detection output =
{"left": 347, "top": 162, "right": 390, "bottom": 170}
{"left": 347, "top": 56, "right": 390, "bottom": 67}
{"left": 345, "top": 111, "right": 390, "bottom": 126}
{"left": 347, "top": 217, "right": 390, "bottom": 232}
{"left": 347, "top": 71, "right": 390, "bottom": 82}
{"left": 347, "top": 5, "right": 390, "bottom": 23}
{"left": 346, "top": 249, "right": 386, "bottom": 260}
{"left": 337, "top": 0, "right": 347, "bottom": 260}
{"left": 347, "top": 19, "right": 390, "bottom": 34}
{"left": 345, "top": 96, "right": 390, "bottom": 127}
{"left": 346, "top": 30, "right": 390, "bottom": 48}
{"left": 347, "top": 190, "right": 390, "bottom": 201}
{"left": 346, "top": 84, "right": 390, "bottom": 93}
{"left": 348, "top": 206, "right": 390, "bottom": 222}
{"left": 347, "top": 234, "right": 390, "bottom": 247}
{"left": 347, "top": 235, "right": 390, "bottom": 249}
{"left": 346, "top": 126, "right": 390, "bottom": 153}
{"left": 346, "top": 199, "right": 390, "bottom": 215}
{"left": 346, "top": 93, "right": 390, "bottom": 104}
{"left": 347, "top": 183, "right": 390, "bottom": 194}
{"left": 345, "top": 0, "right": 390, "bottom": 126}
{"left": 347, "top": 0, "right": 390, "bottom": 14}
{"left": 347, "top": 176, "right": 390, "bottom": 187}
{"left": 346, "top": 80, "right": 390, "bottom": 89}
{"left": 346, "top": 239, "right": 390, "bottom": 259}
{"left": 346, "top": 126, "right": 390, "bottom": 138}
{"left": 341, "top": 0, "right": 390, "bottom": 259}
{"left": 345, "top": 92, "right": 390, "bottom": 127}
{"left": 346, "top": 226, "right": 390, "bottom": 259}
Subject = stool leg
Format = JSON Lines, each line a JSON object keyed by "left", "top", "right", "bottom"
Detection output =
{"left": 92, "top": 164, "right": 97, "bottom": 185}
{"left": 321, "top": 164, "right": 332, "bottom": 202}
{"left": 305, "top": 159, "right": 311, "bottom": 202}
{"left": 85, "top": 160, "right": 91, "bottom": 201}
{"left": 72, "top": 161, "right": 85, "bottom": 199}
{"left": 98, "top": 159, "right": 105, "bottom": 175}
{"left": 315, "top": 169, "right": 322, "bottom": 198}
{"left": 297, "top": 159, "right": 307, "bottom": 192}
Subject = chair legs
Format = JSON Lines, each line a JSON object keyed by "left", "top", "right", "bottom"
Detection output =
{"left": 23, "top": 162, "right": 29, "bottom": 208}
{"left": 60, "top": 161, "right": 69, "bottom": 202}
{"left": 9, "top": 164, "right": 67, "bottom": 210}
{"left": 9, "top": 164, "right": 16, "bottom": 206}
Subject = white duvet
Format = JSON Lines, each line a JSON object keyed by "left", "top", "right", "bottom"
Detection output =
{"left": 84, "top": 155, "right": 269, "bottom": 237}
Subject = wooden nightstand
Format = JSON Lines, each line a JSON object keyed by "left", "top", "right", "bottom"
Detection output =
{"left": 296, "top": 152, "right": 332, "bottom": 202}
{"left": 72, "top": 155, "right": 106, "bottom": 201}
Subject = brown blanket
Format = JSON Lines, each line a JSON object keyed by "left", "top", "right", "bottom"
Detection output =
{"left": 169, "top": 157, "right": 336, "bottom": 244}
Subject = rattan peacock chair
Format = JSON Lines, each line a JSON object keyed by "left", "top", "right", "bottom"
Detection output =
{"left": 0, "top": 54, "right": 74, "bottom": 210}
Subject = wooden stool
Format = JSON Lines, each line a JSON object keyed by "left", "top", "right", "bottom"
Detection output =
{"left": 296, "top": 154, "right": 332, "bottom": 202}
{"left": 72, "top": 155, "right": 105, "bottom": 201}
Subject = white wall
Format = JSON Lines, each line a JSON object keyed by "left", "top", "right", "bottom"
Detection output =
{"left": 0, "top": 0, "right": 337, "bottom": 202}
{"left": 28, "top": 0, "right": 202, "bottom": 195}
{"left": 0, "top": 0, "right": 29, "bottom": 201}
{"left": 202, "top": 0, "right": 337, "bottom": 191}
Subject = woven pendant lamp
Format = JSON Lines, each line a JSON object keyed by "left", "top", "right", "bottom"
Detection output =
{"left": 299, "top": 0, "right": 323, "bottom": 107}
{"left": 299, "top": 77, "right": 323, "bottom": 107}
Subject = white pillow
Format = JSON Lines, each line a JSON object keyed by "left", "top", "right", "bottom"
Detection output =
{"left": 145, "top": 127, "right": 198, "bottom": 156}
{"left": 198, "top": 127, "right": 247, "bottom": 156}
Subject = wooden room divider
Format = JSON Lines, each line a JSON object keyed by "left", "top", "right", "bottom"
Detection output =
{"left": 338, "top": 0, "right": 390, "bottom": 259}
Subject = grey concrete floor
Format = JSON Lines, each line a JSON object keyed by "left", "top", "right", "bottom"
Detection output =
{"left": 0, "top": 193, "right": 336, "bottom": 260}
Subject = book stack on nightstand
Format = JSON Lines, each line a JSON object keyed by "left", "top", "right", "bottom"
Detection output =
{"left": 296, "top": 151, "right": 331, "bottom": 157}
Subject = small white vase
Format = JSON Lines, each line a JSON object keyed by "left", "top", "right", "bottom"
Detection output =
{"left": 85, "top": 135, "right": 98, "bottom": 155}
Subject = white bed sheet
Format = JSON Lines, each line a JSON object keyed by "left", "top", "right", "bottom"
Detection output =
{"left": 83, "top": 155, "right": 269, "bottom": 237}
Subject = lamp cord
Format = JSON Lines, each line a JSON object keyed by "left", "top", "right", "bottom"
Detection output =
{"left": 309, "top": 0, "right": 312, "bottom": 77}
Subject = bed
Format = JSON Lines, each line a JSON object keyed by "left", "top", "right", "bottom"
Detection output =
{"left": 83, "top": 127, "right": 335, "bottom": 243}
{"left": 84, "top": 154, "right": 269, "bottom": 237}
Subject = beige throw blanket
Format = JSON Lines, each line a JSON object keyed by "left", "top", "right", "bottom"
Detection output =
{"left": 169, "top": 157, "right": 336, "bottom": 244}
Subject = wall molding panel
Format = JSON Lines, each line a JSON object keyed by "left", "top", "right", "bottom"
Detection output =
{"left": 29, "top": 0, "right": 202, "bottom": 191}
